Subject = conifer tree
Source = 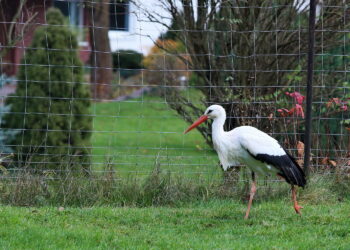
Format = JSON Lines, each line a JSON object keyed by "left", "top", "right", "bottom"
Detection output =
{"left": 4, "top": 8, "right": 92, "bottom": 171}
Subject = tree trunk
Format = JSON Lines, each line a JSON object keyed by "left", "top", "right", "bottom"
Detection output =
{"left": 90, "top": 0, "right": 113, "bottom": 100}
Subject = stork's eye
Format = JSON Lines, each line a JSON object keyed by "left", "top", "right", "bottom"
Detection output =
{"left": 207, "top": 109, "right": 213, "bottom": 114}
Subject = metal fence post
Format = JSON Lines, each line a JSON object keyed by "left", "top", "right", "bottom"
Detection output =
{"left": 304, "top": 0, "right": 317, "bottom": 177}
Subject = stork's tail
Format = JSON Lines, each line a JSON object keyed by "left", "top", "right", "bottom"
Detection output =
{"left": 248, "top": 148, "right": 307, "bottom": 188}
{"left": 280, "top": 150, "right": 306, "bottom": 188}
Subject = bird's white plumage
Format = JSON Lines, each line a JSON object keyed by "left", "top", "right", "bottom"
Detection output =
{"left": 187, "top": 104, "right": 306, "bottom": 217}
{"left": 236, "top": 126, "right": 285, "bottom": 156}
{"left": 204, "top": 105, "right": 287, "bottom": 175}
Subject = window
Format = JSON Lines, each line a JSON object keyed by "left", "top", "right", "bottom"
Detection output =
{"left": 53, "top": 0, "right": 83, "bottom": 27}
{"left": 109, "top": 0, "right": 129, "bottom": 31}
{"left": 53, "top": 0, "right": 85, "bottom": 42}
{"left": 53, "top": 0, "right": 70, "bottom": 17}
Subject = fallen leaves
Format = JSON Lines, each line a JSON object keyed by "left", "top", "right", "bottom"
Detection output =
{"left": 321, "top": 157, "right": 337, "bottom": 167}
{"left": 296, "top": 141, "right": 304, "bottom": 167}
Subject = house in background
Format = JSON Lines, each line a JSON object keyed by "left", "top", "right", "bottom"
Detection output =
{"left": 0, "top": 0, "right": 47, "bottom": 76}
{"left": 0, "top": 0, "right": 167, "bottom": 77}
{"left": 108, "top": 1, "right": 168, "bottom": 54}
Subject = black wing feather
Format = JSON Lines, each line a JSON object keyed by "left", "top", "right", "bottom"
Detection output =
{"left": 247, "top": 149, "right": 306, "bottom": 188}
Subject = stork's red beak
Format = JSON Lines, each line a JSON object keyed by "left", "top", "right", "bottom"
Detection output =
{"left": 184, "top": 115, "right": 208, "bottom": 134}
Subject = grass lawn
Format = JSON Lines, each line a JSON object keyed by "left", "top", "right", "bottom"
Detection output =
{"left": 1, "top": 200, "right": 350, "bottom": 249}
{"left": 91, "top": 95, "right": 219, "bottom": 178}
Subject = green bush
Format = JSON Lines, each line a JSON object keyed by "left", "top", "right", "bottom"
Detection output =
{"left": 4, "top": 8, "right": 92, "bottom": 171}
{"left": 112, "top": 50, "right": 143, "bottom": 78}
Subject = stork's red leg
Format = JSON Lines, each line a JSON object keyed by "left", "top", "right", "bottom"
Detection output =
{"left": 291, "top": 185, "right": 303, "bottom": 215}
{"left": 244, "top": 172, "right": 256, "bottom": 219}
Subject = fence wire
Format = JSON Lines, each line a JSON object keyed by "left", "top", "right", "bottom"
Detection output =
{"left": 0, "top": 0, "right": 349, "bottom": 186}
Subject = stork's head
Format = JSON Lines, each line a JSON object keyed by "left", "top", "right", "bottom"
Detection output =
{"left": 184, "top": 104, "right": 226, "bottom": 134}
{"left": 204, "top": 105, "right": 226, "bottom": 119}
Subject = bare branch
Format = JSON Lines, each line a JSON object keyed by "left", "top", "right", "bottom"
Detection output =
{"left": 0, "top": 0, "right": 38, "bottom": 59}
{"left": 140, "top": 0, "right": 349, "bottom": 146}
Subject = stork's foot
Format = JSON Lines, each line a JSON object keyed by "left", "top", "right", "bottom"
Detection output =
{"left": 244, "top": 211, "right": 254, "bottom": 220}
{"left": 294, "top": 203, "right": 303, "bottom": 215}
{"left": 291, "top": 185, "right": 303, "bottom": 215}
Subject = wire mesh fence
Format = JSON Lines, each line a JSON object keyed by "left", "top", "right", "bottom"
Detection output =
{"left": 0, "top": 0, "right": 349, "bottom": 194}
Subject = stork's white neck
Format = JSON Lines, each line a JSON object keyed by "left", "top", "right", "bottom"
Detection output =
{"left": 211, "top": 115, "right": 226, "bottom": 139}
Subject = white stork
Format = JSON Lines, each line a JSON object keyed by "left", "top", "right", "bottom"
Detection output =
{"left": 184, "top": 105, "right": 306, "bottom": 219}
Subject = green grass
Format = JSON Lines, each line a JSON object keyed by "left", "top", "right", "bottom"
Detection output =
{"left": 1, "top": 200, "right": 350, "bottom": 249}
{"left": 4, "top": 94, "right": 347, "bottom": 248}
{"left": 91, "top": 95, "right": 219, "bottom": 177}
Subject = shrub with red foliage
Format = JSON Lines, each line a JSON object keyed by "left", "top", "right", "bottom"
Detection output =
{"left": 277, "top": 91, "right": 305, "bottom": 118}
{"left": 326, "top": 98, "right": 349, "bottom": 111}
